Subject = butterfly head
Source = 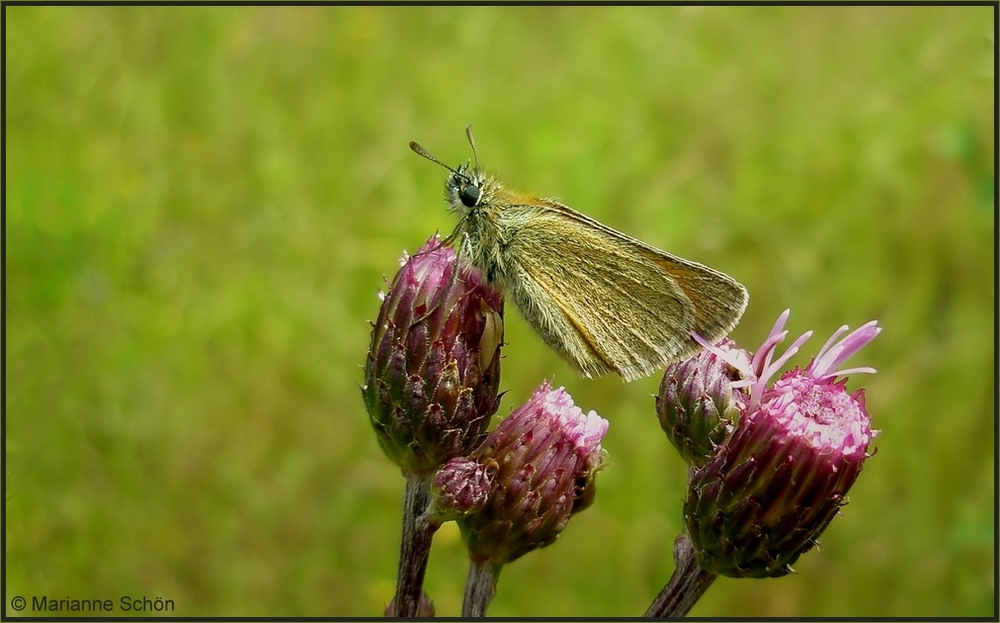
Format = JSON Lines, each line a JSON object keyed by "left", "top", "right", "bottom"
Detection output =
{"left": 411, "top": 125, "right": 494, "bottom": 217}
{"left": 444, "top": 163, "right": 487, "bottom": 215}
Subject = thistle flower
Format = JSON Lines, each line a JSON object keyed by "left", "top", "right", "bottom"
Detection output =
{"left": 363, "top": 235, "right": 504, "bottom": 477}
{"left": 656, "top": 338, "right": 751, "bottom": 466}
{"left": 683, "top": 310, "right": 881, "bottom": 578}
{"left": 458, "top": 383, "right": 609, "bottom": 566}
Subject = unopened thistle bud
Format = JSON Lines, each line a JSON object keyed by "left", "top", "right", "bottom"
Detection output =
{"left": 363, "top": 235, "right": 504, "bottom": 477}
{"left": 385, "top": 591, "right": 435, "bottom": 617}
{"left": 457, "top": 383, "right": 609, "bottom": 566}
{"left": 684, "top": 311, "right": 881, "bottom": 578}
{"left": 657, "top": 337, "right": 751, "bottom": 466}
{"left": 430, "top": 456, "right": 494, "bottom": 521}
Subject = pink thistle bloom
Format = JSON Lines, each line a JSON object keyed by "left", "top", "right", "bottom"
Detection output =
{"left": 457, "top": 383, "right": 609, "bottom": 566}
{"left": 683, "top": 310, "right": 881, "bottom": 578}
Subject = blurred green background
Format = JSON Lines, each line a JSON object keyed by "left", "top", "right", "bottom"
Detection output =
{"left": 5, "top": 6, "right": 994, "bottom": 617}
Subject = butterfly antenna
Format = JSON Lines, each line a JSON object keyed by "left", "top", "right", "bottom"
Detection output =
{"left": 409, "top": 141, "right": 460, "bottom": 175}
{"left": 465, "top": 125, "right": 480, "bottom": 171}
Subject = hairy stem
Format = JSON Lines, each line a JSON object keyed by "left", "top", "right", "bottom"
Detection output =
{"left": 391, "top": 475, "right": 435, "bottom": 617}
{"left": 462, "top": 559, "right": 502, "bottom": 617}
{"left": 644, "top": 534, "right": 718, "bottom": 617}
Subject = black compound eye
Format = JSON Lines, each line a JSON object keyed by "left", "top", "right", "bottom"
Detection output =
{"left": 459, "top": 184, "right": 480, "bottom": 207}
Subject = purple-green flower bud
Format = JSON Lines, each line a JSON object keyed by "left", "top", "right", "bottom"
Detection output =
{"left": 457, "top": 383, "right": 609, "bottom": 566}
{"left": 363, "top": 235, "right": 504, "bottom": 477}
{"left": 684, "top": 312, "right": 881, "bottom": 578}
{"left": 385, "top": 590, "right": 435, "bottom": 617}
{"left": 430, "top": 456, "right": 494, "bottom": 521}
{"left": 657, "top": 337, "right": 750, "bottom": 467}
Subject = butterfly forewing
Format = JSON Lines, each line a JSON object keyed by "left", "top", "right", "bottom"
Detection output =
{"left": 504, "top": 206, "right": 711, "bottom": 381}
{"left": 541, "top": 199, "right": 749, "bottom": 350}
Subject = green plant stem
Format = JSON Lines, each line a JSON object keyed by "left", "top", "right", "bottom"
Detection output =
{"left": 392, "top": 475, "right": 435, "bottom": 617}
{"left": 462, "top": 559, "right": 502, "bottom": 617}
{"left": 644, "top": 534, "right": 718, "bottom": 617}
